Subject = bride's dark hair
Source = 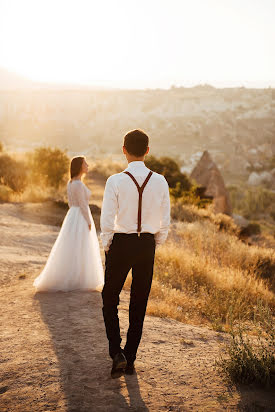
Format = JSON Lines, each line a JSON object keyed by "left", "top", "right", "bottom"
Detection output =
{"left": 70, "top": 156, "right": 85, "bottom": 180}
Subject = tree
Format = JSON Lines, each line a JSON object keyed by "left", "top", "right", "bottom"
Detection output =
{"left": 30, "top": 147, "right": 70, "bottom": 188}
{"left": 145, "top": 155, "right": 192, "bottom": 190}
{"left": 145, "top": 154, "right": 212, "bottom": 208}
{"left": 0, "top": 154, "right": 27, "bottom": 192}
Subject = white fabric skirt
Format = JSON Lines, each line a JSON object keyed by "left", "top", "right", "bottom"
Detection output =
{"left": 33, "top": 206, "right": 104, "bottom": 292}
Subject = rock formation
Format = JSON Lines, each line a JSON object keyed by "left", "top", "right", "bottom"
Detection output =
{"left": 248, "top": 171, "right": 273, "bottom": 186}
{"left": 190, "top": 150, "right": 232, "bottom": 215}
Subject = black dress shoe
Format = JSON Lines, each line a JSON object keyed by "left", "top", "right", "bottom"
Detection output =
{"left": 125, "top": 362, "right": 135, "bottom": 375}
{"left": 111, "top": 352, "right": 127, "bottom": 379}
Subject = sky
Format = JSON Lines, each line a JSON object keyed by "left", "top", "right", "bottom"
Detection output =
{"left": 0, "top": 0, "right": 274, "bottom": 89}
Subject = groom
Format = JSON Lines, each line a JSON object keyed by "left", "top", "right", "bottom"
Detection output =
{"left": 100, "top": 129, "right": 170, "bottom": 378}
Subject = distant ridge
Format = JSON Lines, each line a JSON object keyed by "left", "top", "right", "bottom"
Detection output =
{"left": 0, "top": 67, "right": 35, "bottom": 89}
{"left": 0, "top": 67, "right": 110, "bottom": 90}
{"left": 1, "top": 67, "right": 273, "bottom": 92}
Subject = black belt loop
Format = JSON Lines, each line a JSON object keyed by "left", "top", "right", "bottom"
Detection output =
{"left": 123, "top": 170, "right": 153, "bottom": 236}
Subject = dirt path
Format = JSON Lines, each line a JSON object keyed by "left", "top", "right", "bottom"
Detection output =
{"left": 0, "top": 203, "right": 274, "bottom": 412}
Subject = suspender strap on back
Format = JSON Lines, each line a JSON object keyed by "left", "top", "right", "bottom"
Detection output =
{"left": 123, "top": 170, "right": 153, "bottom": 236}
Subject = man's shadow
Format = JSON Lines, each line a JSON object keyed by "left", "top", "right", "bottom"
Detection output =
{"left": 33, "top": 290, "right": 148, "bottom": 411}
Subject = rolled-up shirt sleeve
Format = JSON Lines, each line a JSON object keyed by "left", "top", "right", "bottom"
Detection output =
{"left": 100, "top": 176, "right": 118, "bottom": 251}
{"left": 154, "top": 177, "right": 170, "bottom": 247}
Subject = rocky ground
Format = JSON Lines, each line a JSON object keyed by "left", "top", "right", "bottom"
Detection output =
{"left": 0, "top": 203, "right": 274, "bottom": 411}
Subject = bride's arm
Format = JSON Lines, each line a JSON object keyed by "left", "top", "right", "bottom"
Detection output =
{"left": 75, "top": 182, "right": 92, "bottom": 227}
{"left": 67, "top": 182, "right": 73, "bottom": 208}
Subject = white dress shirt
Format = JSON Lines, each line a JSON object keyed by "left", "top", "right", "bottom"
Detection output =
{"left": 100, "top": 160, "right": 170, "bottom": 252}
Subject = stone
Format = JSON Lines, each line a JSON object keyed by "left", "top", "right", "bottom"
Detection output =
{"left": 248, "top": 171, "right": 273, "bottom": 186}
{"left": 248, "top": 172, "right": 262, "bottom": 186}
{"left": 232, "top": 214, "right": 249, "bottom": 228}
{"left": 190, "top": 150, "right": 232, "bottom": 215}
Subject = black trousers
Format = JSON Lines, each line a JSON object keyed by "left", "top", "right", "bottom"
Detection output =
{"left": 101, "top": 232, "right": 156, "bottom": 363}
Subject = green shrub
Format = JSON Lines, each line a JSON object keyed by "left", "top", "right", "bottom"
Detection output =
{"left": 267, "top": 155, "right": 275, "bottom": 171}
{"left": 145, "top": 155, "right": 212, "bottom": 208}
{"left": 215, "top": 299, "right": 275, "bottom": 387}
{"left": 0, "top": 154, "right": 27, "bottom": 192}
{"left": 170, "top": 182, "right": 212, "bottom": 208}
{"left": 30, "top": 147, "right": 69, "bottom": 188}
{"left": 254, "top": 256, "right": 275, "bottom": 290}
{"left": 0, "top": 184, "right": 12, "bottom": 201}
{"left": 247, "top": 222, "right": 261, "bottom": 235}
{"left": 228, "top": 185, "right": 275, "bottom": 219}
{"left": 145, "top": 155, "right": 192, "bottom": 191}
{"left": 245, "top": 188, "right": 275, "bottom": 215}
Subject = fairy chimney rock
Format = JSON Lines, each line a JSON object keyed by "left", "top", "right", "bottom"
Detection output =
{"left": 190, "top": 150, "right": 232, "bottom": 215}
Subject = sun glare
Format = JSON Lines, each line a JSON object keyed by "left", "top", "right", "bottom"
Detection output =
{"left": 0, "top": 0, "right": 274, "bottom": 88}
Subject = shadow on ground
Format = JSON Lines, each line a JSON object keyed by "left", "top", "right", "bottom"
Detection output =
{"left": 35, "top": 290, "right": 148, "bottom": 411}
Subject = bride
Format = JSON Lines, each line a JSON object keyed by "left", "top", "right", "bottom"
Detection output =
{"left": 33, "top": 156, "right": 104, "bottom": 292}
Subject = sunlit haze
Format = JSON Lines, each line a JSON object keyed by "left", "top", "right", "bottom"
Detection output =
{"left": 0, "top": 0, "right": 274, "bottom": 89}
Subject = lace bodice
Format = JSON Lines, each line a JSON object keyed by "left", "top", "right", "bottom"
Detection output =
{"left": 67, "top": 180, "right": 92, "bottom": 225}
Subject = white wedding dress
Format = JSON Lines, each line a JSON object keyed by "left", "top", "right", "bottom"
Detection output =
{"left": 33, "top": 179, "right": 104, "bottom": 292}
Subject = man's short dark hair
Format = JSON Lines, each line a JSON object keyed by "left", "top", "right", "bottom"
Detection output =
{"left": 123, "top": 129, "right": 149, "bottom": 157}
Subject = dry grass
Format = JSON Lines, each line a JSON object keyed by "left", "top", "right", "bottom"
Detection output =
{"left": 124, "top": 217, "right": 275, "bottom": 332}
{"left": 123, "top": 187, "right": 275, "bottom": 332}
{"left": 0, "top": 175, "right": 103, "bottom": 206}
{"left": 0, "top": 184, "right": 13, "bottom": 202}
{"left": 171, "top": 199, "right": 240, "bottom": 236}
{"left": 7, "top": 184, "right": 67, "bottom": 203}
{"left": 171, "top": 220, "right": 275, "bottom": 285}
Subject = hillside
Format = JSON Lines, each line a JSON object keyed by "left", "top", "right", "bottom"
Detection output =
{"left": 0, "top": 202, "right": 274, "bottom": 411}
{"left": 0, "top": 76, "right": 274, "bottom": 184}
